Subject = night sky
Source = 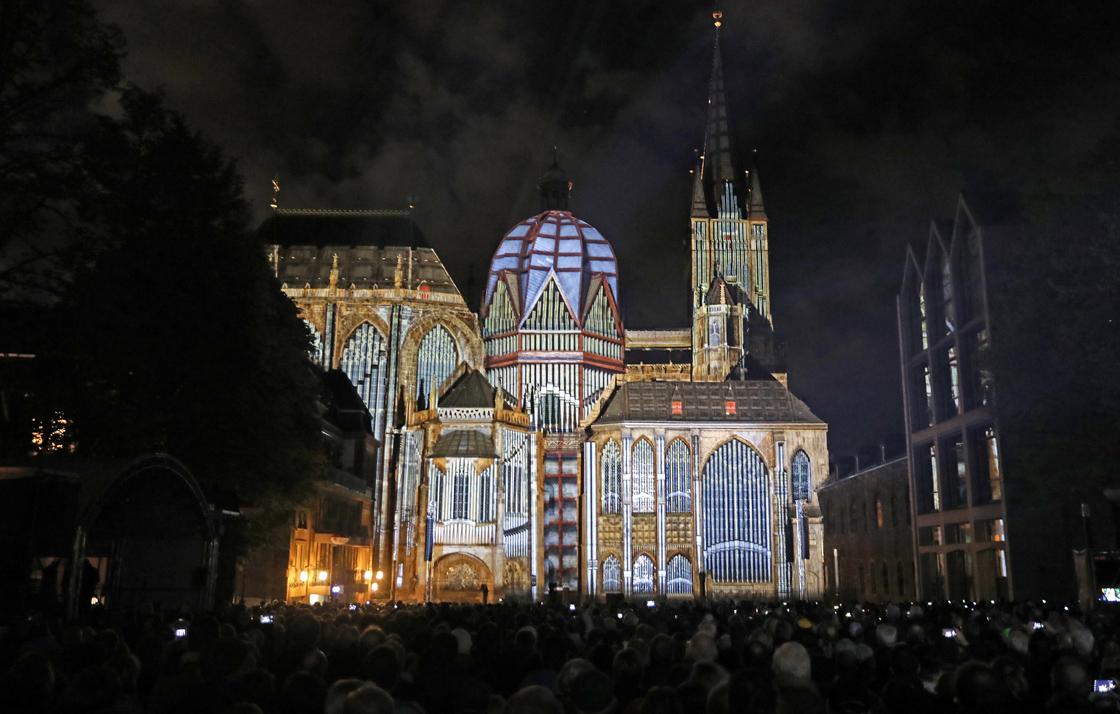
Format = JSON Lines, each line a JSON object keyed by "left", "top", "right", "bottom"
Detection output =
{"left": 95, "top": 0, "right": 1120, "bottom": 457}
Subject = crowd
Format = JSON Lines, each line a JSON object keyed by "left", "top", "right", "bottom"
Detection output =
{"left": 2, "top": 597, "right": 1119, "bottom": 714}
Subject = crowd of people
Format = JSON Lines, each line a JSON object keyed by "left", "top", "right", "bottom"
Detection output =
{"left": 2, "top": 596, "right": 1119, "bottom": 714}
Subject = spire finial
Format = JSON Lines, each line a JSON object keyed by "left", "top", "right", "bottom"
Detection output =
{"left": 270, "top": 176, "right": 280, "bottom": 211}
{"left": 713, "top": 10, "right": 722, "bottom": 28}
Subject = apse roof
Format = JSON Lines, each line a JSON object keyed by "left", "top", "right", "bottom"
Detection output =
{"left": 430, "top": 430, "right": 498, "bottom": 459}
{"left": 594, "top": 379, "right": 823, "bottom": 425}
{"left": 485, "top": 210, "right": 618, "bottom": 319}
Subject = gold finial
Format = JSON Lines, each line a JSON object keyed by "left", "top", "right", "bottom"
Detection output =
{"left": 270, "top": 177, "right": 280, "bottom": 211}
{"left": 494, "top": 384, "right": 503, "bottom": 413}
{"left": 394, "top": 254, "right": 403, "bottom": 289}
{"left": 329, "top": 253, "right": 339, "bottom": 290}
{"left": 713, "top": 10, "right": 722, "bottom": 27}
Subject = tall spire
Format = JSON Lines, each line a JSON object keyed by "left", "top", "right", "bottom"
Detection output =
{"left": 690, "top": 150, "right": 709, "bottom": 218}
{"left": 538, "top": 147, "right": 571, "bottom": 211}
{"left": 704, "top": 11, "right": 736, "bottom": 186}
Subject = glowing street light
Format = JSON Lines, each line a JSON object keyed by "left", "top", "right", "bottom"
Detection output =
{"left": 318, "top": 571, "right": 328, "bottom": 582}
{"left": 375, "top": 570, "right": 384, "bottom": 580}
{"left": 364, "top": 570, "right": 373, "bottom": 580}
{"left": 299, "top": 571, "right": 309, "bottom": 582}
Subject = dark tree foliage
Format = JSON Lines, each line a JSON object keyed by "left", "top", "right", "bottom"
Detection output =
{"left": 32, "top": 87, "right": 323, "bottom": 536}
{"left": 0, "top": 0, "right": 124, "bottom": 294}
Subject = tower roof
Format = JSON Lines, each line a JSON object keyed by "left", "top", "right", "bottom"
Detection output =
{"left": 484, "top": 210, "right": 618, "bottom": 319}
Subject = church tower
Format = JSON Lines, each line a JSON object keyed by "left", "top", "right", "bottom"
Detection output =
{"left": 690, "top": 12, "right": 771, "bottom": 331}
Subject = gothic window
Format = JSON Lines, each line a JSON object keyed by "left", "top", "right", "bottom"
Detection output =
{"left": 601, "top": 440, "right": 622, "bottom": 515}
{"left": 792, "top": 450, "right": 811, "bottom": 502}
{"left": 341, "top": 323, "right": 387, "bottom": 432}
{"left": 416, "top": 325, "right": 459, "bottom": 405}
{"left": 666, "top": 439, "right": 692, "bottom": 513}
{"left": 709, "top": 316, "right": 722, "bottom": 346}
{"left": 914, "top": 279, "right": 929, "bottom": 351}
{"left": 502, "top": 431, "right": 529, "bottom": 516}
{"left": 633, "top": 554, "right": 655, "bottom": 594}
{"left": 602, "top": 555, "right": 622, "bottom": 593}
{"left": 586, "top": 286, "right": 619, "bottom": 339}
{"left": 702, "top": 440, "right": 771, "bottom": 583}
{"left": 632, "top": 439, "right": 655, "bottom": 513}
{"left": 941, "top": 254, "right": 955, "bottom": 334}
{"left": 667, "top": 554, "right": 693, "bottom": 595}
{"left": 882, "top": 562, "right": 890, "bottom": 595}
{"left": 478, "top": 465, "right": 494, "bottom": 522}
{"left": 450, "top": 461, "right": 471, "bottom": 520}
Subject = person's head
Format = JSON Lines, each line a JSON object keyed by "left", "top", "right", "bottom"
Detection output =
{"left": 689, "top": 660, "right": 728, "bottom": 695}
{"left": 280, "top": 671, "right": 327, "bottom": 714}
{"left": 613, "top": 647, "right": 644, "bottom": 696}
{"left": 772, "top": 642, "right": 811, "bottom": 682}
{"left": 570, "top": 669, "right": 615, "bottom": 714}
{"left": 955, "top": 661, "right": 1006, "bottom": 714}
{"left": 326, "top": 679, "right": 368, "bottom": 714}
{"left": 1007, "top": 629, "right": 1029, "bottom": 656}
{"left": 505, "top": 685, "right": 563, "bottom": 714}
{"left": 451, "top": 628, "right": 472, "bottom": 656}
{"left": 876, "top": 624, "right": 898, "bottom": 648}
{"left": 363, "top": 645, "right": 401, "bottom": 691}
{"left": 1050, "top": 657, "right": 1091, "bottom": 699}
{"left": 687, "top": 632, "right": 718, "bottom": 663}
{"left": 339, "top": 683, "right": 394, "bottom": 714}
{"left": 558, "top": 658, "right": 596, "bottom": 702}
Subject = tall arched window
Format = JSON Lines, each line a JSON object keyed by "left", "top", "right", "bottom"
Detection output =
{"left": 667, "top": 554, "right": 693, "bottom": 595}
{"left": 601, "top": 441, "right": 621, "bottom": 515}
{"left": 450, "top": 461, "right": 471, "bottom": 520}
{"left": 478, "top": 464, "right": 495, "bottom": 522}
{"left": 632, "top": 440, "right": 655, "bottom": 513}
{"left": 416, "top": 325, "right": 459, "bottom": 405}
{"left": 602, "top": 555, "right": 621, "bottom": 593}
{"left": 633, "top": 554, "right": 655, "bottom": 593}
{"left": 666, "top": 439, "right": 692, "bottom": 513}
{"left": 341, "top": 323, "right": 388, "bottom": 432}
{"left": 792, "top": 450, "right": 811, "bottom": 501}
{"left": 881, "top": 562, "right": 890, "bottom": 595}
{"left": 702, "top": 440, "right": 771, "bottom": 583}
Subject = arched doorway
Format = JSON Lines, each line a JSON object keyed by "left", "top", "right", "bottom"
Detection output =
{"left": 76, "top": 454, "right": 217, "bottom": 613}
{"left": 433, "top": 552, "right": 493, "bottom": 603}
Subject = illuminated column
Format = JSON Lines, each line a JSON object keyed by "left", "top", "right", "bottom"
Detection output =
{"left": 656, "top": 433, "right": 667, "bottom": 593}
{"left": 691, "top": 431, "right": 703, "bottom": 594}
{"left": 585, "top": 439, "right": 598, "bottom": 597}
{"left": 775, "top": 439, "right": 790, "bottom": 599}
{"left": 622, "top": 432, "right": 633, "bottom": 596}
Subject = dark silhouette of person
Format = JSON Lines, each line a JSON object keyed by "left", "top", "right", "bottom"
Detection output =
{"left": 480, "top": 583, "right": 488, "bottom": 604}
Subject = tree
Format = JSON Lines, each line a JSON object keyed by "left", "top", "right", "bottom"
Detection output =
{"left": 31, "top": 86, "right": 323, "bottom": 538}
{"left": 0, "top": 0, "right": 124, "bottom": 295}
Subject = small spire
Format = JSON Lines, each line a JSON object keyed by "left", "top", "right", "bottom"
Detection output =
{"left": 748, "top": 164, "right": 767, "bottom": 219}
{"left": 270, "top": 176, "right": 280, "bottom": 211}
{"left": 394, "top": 253, "right": 403, "bottom": 289}
{"left": 691, "top": 150, "right": 709, "bottom": 218}
{"left": 703, "top": 12, "right": 736, "bottom": 186}
{"left": 329, "top": 253, "right": 339, "bottom": 291}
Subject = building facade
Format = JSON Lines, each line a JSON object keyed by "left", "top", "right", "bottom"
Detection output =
{"left": 819, "top": 456, "right": 915, "bottom": 602}
{"left": 898, "top": 196, "right": 1008, "bottom": 601}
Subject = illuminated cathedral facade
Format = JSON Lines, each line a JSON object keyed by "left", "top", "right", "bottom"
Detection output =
{"left": 264, "top": 18, "right": 828, "bottom": 603}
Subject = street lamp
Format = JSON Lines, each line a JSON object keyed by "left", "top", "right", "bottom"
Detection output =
{"left": 318, "top": 571, "right": 328, "bottom": 582}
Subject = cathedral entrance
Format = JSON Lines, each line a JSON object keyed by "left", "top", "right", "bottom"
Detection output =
{"left": 432, "top": 553, "right": 493, "bottom": 603}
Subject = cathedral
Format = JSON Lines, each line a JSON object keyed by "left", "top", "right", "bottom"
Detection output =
{"left": 262, "top": 17, "right": 829, "bottom": 603}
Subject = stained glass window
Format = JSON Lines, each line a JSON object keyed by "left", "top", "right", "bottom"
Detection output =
{"left": 602, "top": 440, "right": 621, "bottom": 514}
{"left": 633, "top": 554, "right": 655, "bottom": 594}
{"left": 702, "top": 440, "right": 771, "bottom": 583}
{"left": 666, "top": 439, "right": 692, "bottom": 513}
{"left": 341, "top": 323, "right": 387, "bottom": 432}
{"left": 603, "top": 555, "right": 622, "bottom": 593}
{"left": 416, "top": 325, "right": 459, "bottom": 404}
{"left": 667, "top": 554, "right": 693, "bottom": 595}
{"left": 632, "top": 440, "right": 655, "bottom": 513}
{"left": 792, "top": 450, "right": 811, "bottom": 502}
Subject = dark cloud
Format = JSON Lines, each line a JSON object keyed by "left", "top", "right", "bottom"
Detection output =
{"left": 95, "top": 0, "right": 1120, "bottom": 455}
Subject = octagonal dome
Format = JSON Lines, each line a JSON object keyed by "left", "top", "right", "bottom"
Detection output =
{"left": 485, "top": 210, "right": 618, "bottom": 317}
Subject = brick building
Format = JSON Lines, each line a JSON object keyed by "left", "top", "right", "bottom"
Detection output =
{"left": 820, "top": 456, "right": 915, "bottom": 602}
